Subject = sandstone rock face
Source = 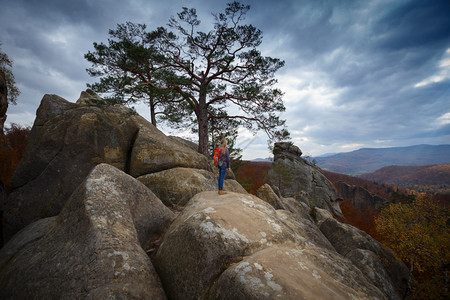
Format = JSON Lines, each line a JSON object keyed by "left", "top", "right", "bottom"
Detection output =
{"left": 256, "top": 183, "right": 286, "bottom": 209}
{"left": 266, "top": 142, "right": 343, "bottom": 216}
{"left": 347, "top": 249, "right": 399, "bottom": 300}
{"left": 0, "top": 216, "right": 57, "bottom": 269}
{"left": 138, "top": 167, "right": 217, "bottom": 207}
{"left": 273, "top": 142, "right": 302, "bottom": 159}
{"left": 256, "top": 184, "right": 335, "bottom": 251}
{"left": 313, "top": 207, "right": 334, "bottom": 225}
{"left": 320, "top": 217, "right": 410, "bottom": 299}
{"left": 337, "top": 181, "right": 389, "bottom": 212}
{"left": 154, "top": 191, "right": 386, "bottom": 299}
{"left": 137, "top": 168, "right": 247, "bottom": 208}
{"left": 256, "top": 184, "right": 330, "bottom": 237}
{"left": 154, "top": 192, "right": 299, "bottom": 299}
{"left": 210, "top": 247, "right": 385, "bottom": 299}
{"left": 224, "top": 179, "right": 248, "bottom": 194}
{"left": 0, "top": 164, "right": 173, "bottom": 299}
{"left": 168, "top": 135, "right": 198, "bottom": 152}
{"left": 3, "top": 94, "right": 139, "bottom": 240}
{"left": 2, "top": 92, "right": 210, "bottom": 241}
{"left": 76, "top": 88, "right": 104, "bottom": 105}
{"left": 128, "top": 121, "right": 211, "bottom": 177}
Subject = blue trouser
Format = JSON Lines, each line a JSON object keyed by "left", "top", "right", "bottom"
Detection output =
{"left": 218, "top": 166, "right": 227, "bottom": 190}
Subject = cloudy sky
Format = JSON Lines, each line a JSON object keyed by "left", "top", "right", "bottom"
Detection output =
{"left": 1, "top": 0, "right": 449, "bottom": 159}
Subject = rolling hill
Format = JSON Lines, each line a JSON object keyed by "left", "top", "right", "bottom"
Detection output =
{"left": 358, "top": 163, "right": 450, "bottom": 194}
{"left": 314, "top": 144, "right": 450, "bottom": 175}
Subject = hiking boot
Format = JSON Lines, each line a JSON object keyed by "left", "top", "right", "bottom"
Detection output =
{"left": 218, "top": 190, "right": 227, "bottom": 195}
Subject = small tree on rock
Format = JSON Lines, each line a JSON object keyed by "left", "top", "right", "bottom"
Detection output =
{"left": 265, "top": 160, "right": 294, "bottom": 195}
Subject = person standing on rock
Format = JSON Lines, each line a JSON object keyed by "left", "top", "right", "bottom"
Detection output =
{"left": 216, "top": 138, "right": 231, "bottom": 195}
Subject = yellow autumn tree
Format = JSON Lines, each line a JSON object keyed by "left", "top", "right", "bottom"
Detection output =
{"left": 375, "top": 195, "right": 449, "bottom": 299}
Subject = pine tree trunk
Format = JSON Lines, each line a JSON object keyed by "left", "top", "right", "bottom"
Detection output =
{"left": 197, "top": 85, "right": 209, "bottom": 156}
{"left": 0, "top": 72, "right": 8, "bottom": 136}
{"left": 149, "top": 95, "right": 157, "bottom": 127}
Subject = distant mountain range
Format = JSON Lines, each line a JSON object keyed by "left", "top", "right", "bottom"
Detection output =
{"left": 251, "top": 157, "right": 273, "bottom": 162}
{"left": 313, "top": 144, "right": 450, "bottom": 175}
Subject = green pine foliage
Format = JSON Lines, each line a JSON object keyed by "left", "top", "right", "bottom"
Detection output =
{"left": 85, "top": 2, "right": 290, "bottom": 155}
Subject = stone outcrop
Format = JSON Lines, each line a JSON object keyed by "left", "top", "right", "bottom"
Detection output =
{"left": 224, "top": 179, "right": 248, "bottom": 194}
{"left": 0, "top": 164, "right": 173, "bottom": 299}
{"left": 266, "top": 142, "right": 343, "bottom": 216}
{"left": 169, "top": 135, "right": 198, "bottom": 152}
{"left": 256, "top": 183, "right": 287, "bottom": 209}
{"left": 76, "top": 88, "right": 104, "bottom": 105}
{"left": 2, "top": 92, "right": 210, "bottom": 240}
{"left": 273, "top": 141, "right": 302, "bottom": 159}
{"left": 337, "top": 181, "right": 389, "bottom": 212}
{"left": 137, "top": 168, "right": 247, "bottom": 207}
{"left": 320, "top": 217, "right": 410, "bottom": 299}
{"left": 154, "top": 191, "right": 389, "bottom": 299}
{"left": 0, "top": 91, "right": 410, "bottom": 299}
{"left": 210, "top": 247, "right": 385, "bottom": 299}
{"left": 138, "top": 167, "right": 218, "bottom": 207}
{"left": 129, "top": 123, "right": 210, "bottom": 177}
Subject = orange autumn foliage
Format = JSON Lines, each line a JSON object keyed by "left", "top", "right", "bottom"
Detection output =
{"left": 339, "top": 198, "right": 381, "bottom": 241}
{"left": 0, "top": 124, "right": 31, "bottom": 194}
{"left": 235, "top": 161, "right": 272, "bottom": 194}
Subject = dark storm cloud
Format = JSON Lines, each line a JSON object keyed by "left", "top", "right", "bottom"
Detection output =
{"left": 265, "top": 0, "right": 450, "bottom": 155}
{"left": 1, "top": 0, "right": 449, "bottom": 158}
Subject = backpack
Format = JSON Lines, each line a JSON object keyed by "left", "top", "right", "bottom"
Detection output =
{"left": 213, "top": 147, "right": 223, "bottom": 167}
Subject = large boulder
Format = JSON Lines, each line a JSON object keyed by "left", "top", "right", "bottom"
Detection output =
{"left": 256, "top": 183, "right": 287, "bottom": 210}
{"left": 138, "top": 167, "right": 217, "bottom": 207}
{"left": 273, "top": 141, "right": 302, "bottom": 159}
{"left": 128, "top": 123, "right": 211, "bottom": 177}
{"left": 210, "top": 247, "right": 386, "bottom": 299}
{"left": 0, "top": 163, "right": 173, "bottom": 299}
{"left": 266, "top": 142, "right": 343, "bottom": 216}
{"left": 154, "top": 192, "right": 299, "bottom": 299}
{"left": 137, "top": 168, "right": 247, "bottom": 208}
{"left": 224, "top": 179, "right": 248, "bottom": 194}
{"left": 320, "top": 217, "right": 410, "bottom": 299}
{"left": 346, "top": 249, "right": 399, "bottom": 300}
{"left": 154, "top": 191, "right": 385, "bottom": 299}
{"left": 2, "top": 92, "right": 210, "bottom": 241}
{"left": 168, "top": 135, "right": 198, "bottom": 152}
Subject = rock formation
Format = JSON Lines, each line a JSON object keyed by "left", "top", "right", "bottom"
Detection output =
{"left": 2, "top": 92, "right": 210, "bottom": 240}
{"left": 320, "top": 217, "right": 410, "bottom": 299}
{"left": 0, "top": 164, "right": 173, "bottom": 299}
{"left": 0, "top": 92, "right": 410, "bottom": 299}
{"left": 154, "top": 191, "right": 396, "bottom": 299}
{"left": 337, "top": 181, "right": 389, "bottom": 212}
{"left": 138, "top": 167, "right": 217, "bottom": 207}
{"left": 266, "top": 142, "right": 343, "bottom": 216}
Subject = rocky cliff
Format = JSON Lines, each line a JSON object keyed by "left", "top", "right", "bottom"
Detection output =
{"left": 337, "top": 181, "right": 389, "bottom": 212}
{"left": 266, "top": 142, "right": 343, "bottom": 217}
{"left": 0, "top": 92, "right": 410, "bottom": 299}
